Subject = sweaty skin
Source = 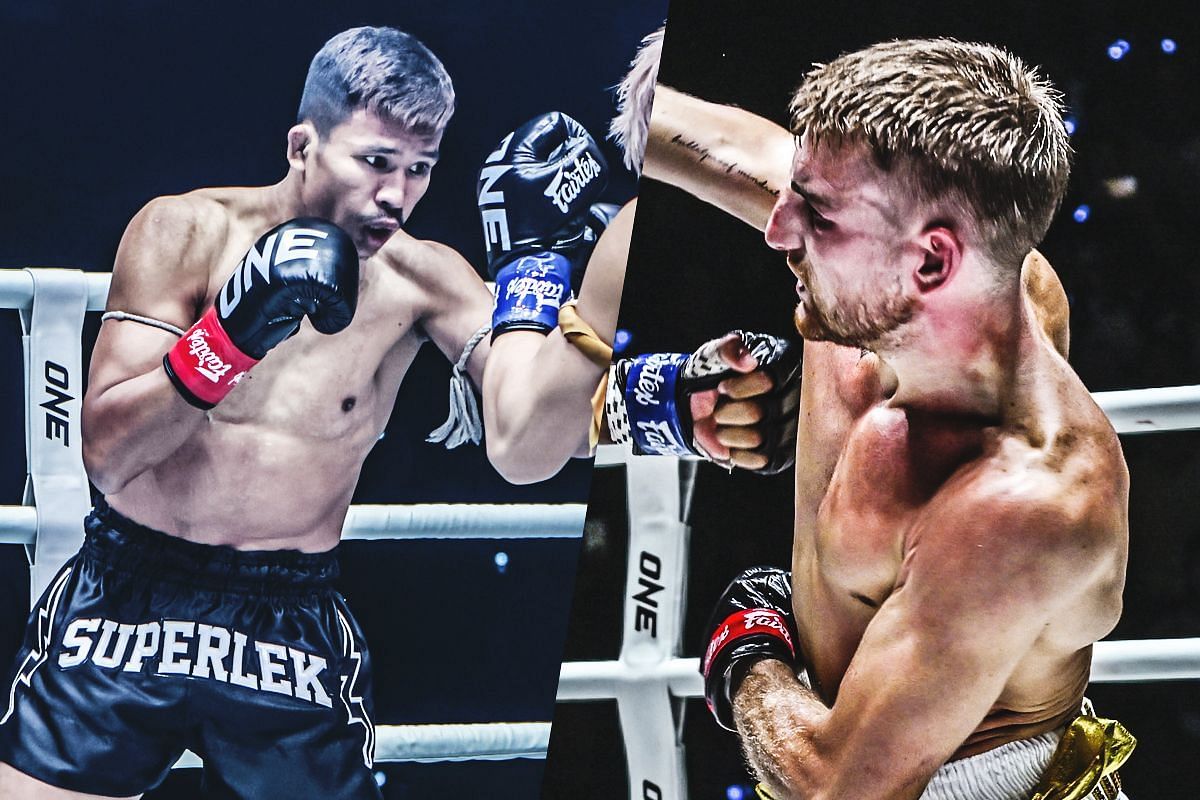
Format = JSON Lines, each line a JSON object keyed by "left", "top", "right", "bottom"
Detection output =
{"left": 646, "top": 87, "right": 1127, "bottom": 798}
{"left": 82, "top": 111, "right": 494, "bottom": 555}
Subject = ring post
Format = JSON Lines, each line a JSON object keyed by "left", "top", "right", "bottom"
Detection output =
{"left": 21, "top": 269, "right": 91, "bottom": 602}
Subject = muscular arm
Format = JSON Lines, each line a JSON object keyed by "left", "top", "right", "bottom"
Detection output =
{"left": 733, "top": 489, "right": 1105, "bottom": 800}
{"left": 408, "top": 241, "right": 494, "bottom": 389}
{"left": 645, "top": 86, "right": 794, "bottom": 231}
{"left": 481, "top": 202, "right": 632, "bottom": 484}
{"left": 82, "top": 196, "right": 219, "bottom": 494}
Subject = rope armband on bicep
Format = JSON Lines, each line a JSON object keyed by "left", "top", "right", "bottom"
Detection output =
{"left": 427, "top": 323, "right": 491, "bottom": 449}
{"left": 101, "top": 311, "right": 186, "bottom": 337}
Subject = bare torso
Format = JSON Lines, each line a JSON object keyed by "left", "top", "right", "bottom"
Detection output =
{"left": 97, "top": 186, "right": 486, "bottom": 552}
{"left": 791, "top": 301, "right": 1129, "bottom": 758}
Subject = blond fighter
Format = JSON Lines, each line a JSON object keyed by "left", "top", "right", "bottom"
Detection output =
{"left": 644, "top": 38, "right": 1132, "bottom": 800}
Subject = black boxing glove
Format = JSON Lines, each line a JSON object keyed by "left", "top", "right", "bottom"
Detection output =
{"left": 477, "top": 111, "right": 609, "bottom": 337}
{"left": 568, "top": 202, "right": 623, "bottom": 293}
{"left": 164, "top": 218, "right": 358, "bottom": 408}
{"left": 701, "top": 567, "right": 798, "bottom": 732}
{"left": 606, "top": 331, "right": 802, "bottom": 474}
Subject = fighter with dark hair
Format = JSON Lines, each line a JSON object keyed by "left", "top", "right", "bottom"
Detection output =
{"left": 0, "top": 26, "right": 558, "bottom": 800}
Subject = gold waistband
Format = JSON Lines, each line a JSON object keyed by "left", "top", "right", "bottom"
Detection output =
{"left": 750, "top": 707, "right": 1135, "bottom": 800}
{"left": 1031, "top": 706, "right": 1135, "bottom": 800}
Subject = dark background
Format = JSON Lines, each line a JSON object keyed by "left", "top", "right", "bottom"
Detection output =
{"left": 0, "top": 1, "right": 667, "bottom": 797}
{"left": 545, "top": 1, "right": 1200, "bottom": 798}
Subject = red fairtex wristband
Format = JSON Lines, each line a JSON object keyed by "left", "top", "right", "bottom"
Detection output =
{"left": 702, "top": 608, "right": 795, "bottom": 679}
{"left": 163, "top": 307, "right": 260, "bottom": 409}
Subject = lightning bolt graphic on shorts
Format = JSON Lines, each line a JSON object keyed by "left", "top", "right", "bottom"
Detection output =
{"left": 1, "top": 567, "right": 72, "bottom": 726}
{"left": 336, "top": 608, "right": 375, "bottom": 768}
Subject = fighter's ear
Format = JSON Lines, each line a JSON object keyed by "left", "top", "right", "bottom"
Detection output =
{"left": 914, "top": 225, "right": 962, "bottom": 292}
{"left": 287, "top": 123, "right": 318, "bottom": 172}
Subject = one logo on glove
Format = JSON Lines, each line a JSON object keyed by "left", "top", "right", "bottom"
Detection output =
{"left": 219, "top": 227, "right": 330, "bottom": 317}
{"left": 545, "top": 150, "right": 603, "bottom": 213}
{"left": 185, "top": 328, "right": 234, "bottom": 383}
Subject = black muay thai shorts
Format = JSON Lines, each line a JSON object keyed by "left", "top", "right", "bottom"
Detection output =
{"left": 0, "top": 500, "right": 380, "bottom": 799}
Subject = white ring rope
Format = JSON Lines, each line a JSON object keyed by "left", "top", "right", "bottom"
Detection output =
{"left": 555, "top": 639, "right": 1200, "bottom": 704}
{"left": 161, "top": 587, "right": 1200, "bottom": 765}
{"left": 173, "top": 722, "right": 552, "bottom": 768}
{"left": 0, "top": 503, "right": 585, "bottom": 545}
{"left": 373, "top": 721, "right": 551, "bottom": 763}
{"left": 0, "top": 270, "right": 110, "bottom": 313}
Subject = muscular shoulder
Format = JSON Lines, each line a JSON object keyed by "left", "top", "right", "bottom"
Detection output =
{"left": 124, "top": 192, "right": 232, "bottom": 262}
{"left": 374, "top": 234, "right": 487, "bottom": 319}
{"left": 378, "top": 234, "right": 473, "bottom": 279}
{"left": 109, "top": 192, "right": 233, "bottom": 323}
{"left": 921, "top": 435, "right": 1126, "bottom": 586}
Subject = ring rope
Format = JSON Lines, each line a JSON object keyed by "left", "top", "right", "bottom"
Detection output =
{"left": 173, "top": 721, "right": 552, "bottom": 768}
{"left": 554, "top": 639, "right": 1200, "bottom": 703}
{"left": 0, "top": 503, "right": 585, "bottom": 545}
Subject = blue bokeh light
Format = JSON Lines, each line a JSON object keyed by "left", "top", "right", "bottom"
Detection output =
{"left": 1162, "top": 38, "right": 1177, "bottom": 54}
{"left": 1107, "top": 39, "right": 1130, "bottom": 60}
{"left": 1073, "top": 205, "right": 1091, "bottom": 223}
{"left": 494, "top": 551, "right": 509, "bottom": 571}
{"left": 1064, "top": 117, "right": 1077, "bottom": 136}
{"left": 614, "top": 328, "right": 633, "bottom": 353}
{"left": 726, "top": 786, "right": 746, "bottom": 800}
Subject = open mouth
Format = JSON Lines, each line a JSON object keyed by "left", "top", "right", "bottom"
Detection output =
{"left": 363, "top": 223, "right": 398, "bottom": 252}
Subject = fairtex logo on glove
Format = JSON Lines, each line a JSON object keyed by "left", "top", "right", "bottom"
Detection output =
{"left": 502, "top": 254, "right": 567, "bottom": 313}
{"left": 184, "top": 328, "right": 234, "bottom": 383}
{"left": 632, "top": 352, "right": 677, "bottom": 407}
{"left": 166, "top": 306, "right": 261, "bottom": 407}
{"left": 505, "top": 276, "right": 565, "bottom": 312}
{"left": 702, "top": 608, "right": 795, "bottom": 677}
{"left": 544, "top": 150, "right": 603, "bottom": 213}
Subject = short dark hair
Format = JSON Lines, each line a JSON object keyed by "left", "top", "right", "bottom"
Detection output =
{"left": 298, "top": 26, "right": 455, "bottom": 136}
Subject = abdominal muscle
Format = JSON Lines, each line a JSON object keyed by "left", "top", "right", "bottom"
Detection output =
{"left": 107, "top": 417, "right": 376, "bottom": 552}
{"left": 107, "top": 322, "right": 420, "bottom": 552}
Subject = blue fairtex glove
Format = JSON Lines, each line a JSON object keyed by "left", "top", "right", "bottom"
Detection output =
{"left": 606, "top": 331, "right": 802, "bottom": 474}
{"left": 477, "top": 111, "right": 609, "bottom": 338}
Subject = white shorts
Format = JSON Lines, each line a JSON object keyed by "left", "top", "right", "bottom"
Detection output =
{"left": 919, "top": 728, "right": 1129, "bottom": 800}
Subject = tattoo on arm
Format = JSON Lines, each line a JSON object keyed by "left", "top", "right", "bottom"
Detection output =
{"left": 669, "top": 134, "right": 778, "bottom": 197}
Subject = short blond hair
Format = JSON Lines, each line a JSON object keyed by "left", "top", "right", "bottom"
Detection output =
{"left": 609, "top": 25, "right": 665, "bottom": 174}
{"left": 790, "top": 38, "right": 1071, "bottom": 268}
